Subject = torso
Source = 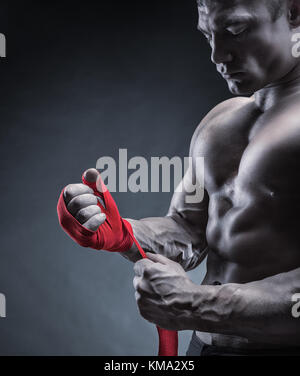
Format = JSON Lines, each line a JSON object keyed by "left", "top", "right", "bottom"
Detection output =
{"left": 194, "top": 95, "right": 300, "bottom": 348}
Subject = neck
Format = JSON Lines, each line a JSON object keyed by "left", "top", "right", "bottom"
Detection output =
{"left": 254, "top": 64, "right": 300, "bottom": 112}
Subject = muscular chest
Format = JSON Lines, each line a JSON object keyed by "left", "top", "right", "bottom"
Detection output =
{"left": 200, "top": 104, "right": 300, "bottom": 248}
{"left": 196, "top": 100, "right": 300, "bottom": 281}
{"left": 197, "top": 107, "right": 300, "bottom": 200}
{"left": 196, "top": 106, "right": 255, "bottom": 193}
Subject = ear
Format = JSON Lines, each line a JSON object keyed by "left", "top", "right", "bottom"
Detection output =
{"left": 288, "top": 0, "right": 300, "bottom": 28}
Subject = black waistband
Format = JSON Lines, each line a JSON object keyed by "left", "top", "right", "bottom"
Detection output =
{"left": 188, "top": 331, "right": 300, "bottom": 356}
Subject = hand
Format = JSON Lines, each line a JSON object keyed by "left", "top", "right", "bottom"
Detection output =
{"left": 64, "top": 168, "right": 106, "bottom": 231}
{"left": 58, "top": 168, "right": 134, "bottom": 252}
{"left": 133, "top": 253, "right": 197, "bottom": 331}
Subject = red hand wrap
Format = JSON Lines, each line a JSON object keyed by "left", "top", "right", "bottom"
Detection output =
{"left": 57, "top": 173, "right": 178, "bottom": 356}
{"left": 57, "top": 174, "right": 134, "bottom": 253}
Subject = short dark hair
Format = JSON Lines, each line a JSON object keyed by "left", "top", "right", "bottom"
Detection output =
{"left": 196, "top": 0, "right": 285, "bottom": 21}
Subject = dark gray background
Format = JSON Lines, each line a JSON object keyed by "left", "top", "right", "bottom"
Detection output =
{"left": 0, "top": 0, "right": 231, "bottom": 355}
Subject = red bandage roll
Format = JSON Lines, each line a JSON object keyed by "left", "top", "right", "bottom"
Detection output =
{"left": 126, "top": 225, "right": 178, "bottom": 356}
{"left": 157, "top": 327, "right": 178, "bottom": 357}
{"left": 124, "top": 221, "right": 178, "bottom": 356}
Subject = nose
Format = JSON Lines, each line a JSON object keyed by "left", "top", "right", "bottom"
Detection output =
{"left": 210, "top": 34, "right": 233, "bottom": 65}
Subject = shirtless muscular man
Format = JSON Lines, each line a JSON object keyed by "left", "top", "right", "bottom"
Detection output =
{"left": 58, "top": 0, "right": 300, "bottom": 355}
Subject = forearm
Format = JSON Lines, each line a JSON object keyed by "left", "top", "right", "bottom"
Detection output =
{"left": 121, "top": 215, "right": 208, "bottom": 271}
{"left": 187, "top": 268, "right": 300, "bottom": 345}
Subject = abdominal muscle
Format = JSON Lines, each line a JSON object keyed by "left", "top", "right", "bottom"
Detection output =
{"left": 190, "top": 95, "right": 300, "bottom": 349}
{"left": 195, "top": 184, "right": 300, "bottom": 349}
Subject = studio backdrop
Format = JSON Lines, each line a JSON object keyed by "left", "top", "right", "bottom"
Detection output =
{"left": 0, "top": 0, "right": 231, "bottom": 355}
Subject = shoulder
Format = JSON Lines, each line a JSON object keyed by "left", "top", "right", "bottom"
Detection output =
{"left": 259, "top": 96, "right": 300, "bottom": 149}
{"left": 190, "top": 96, "right": 255, "bottom": 154}
{"left": 201, "top": 96, "right": 254, "bottom": 125}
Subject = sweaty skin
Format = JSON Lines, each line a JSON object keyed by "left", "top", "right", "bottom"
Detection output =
{"left": 63, "top": 0, "right": 300, "bottom": 350}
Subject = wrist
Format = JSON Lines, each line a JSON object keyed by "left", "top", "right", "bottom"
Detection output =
{"left": 183, "top": 283, "right": 224, "bottom": 332}
{"left": 174, "top": 280, "right": 205, "bottom": 331}
{"left": 115, "top": 219, "right": 134, "bottom": 252}
{"left": 186, "top": 283, "right": 244, "bottom": 334}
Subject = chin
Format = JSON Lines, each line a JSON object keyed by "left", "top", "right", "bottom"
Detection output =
{"left": 227, "top": 78, "right": 260, "bottom": 96}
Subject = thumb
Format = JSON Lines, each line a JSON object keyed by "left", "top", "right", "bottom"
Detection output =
{"left": 82, "top": 168, "right": 107, "bottom": 194}
{"left": 82, "top": 168, "right": 107, "bottom": 210}
{"left": 83, "top": 168, "right": 99, "bottom": 184}
{"left": 82, "top": 168, "right": 119, "bottom": 218}
{"left": 82, "top": 168, "right": 103, "bottom": 192}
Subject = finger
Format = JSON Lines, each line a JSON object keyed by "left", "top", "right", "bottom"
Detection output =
{"left": 75, "top": 205, "right": 102, "bottom": 224}
{"left": 133, "top": 278, "right": 156, "bottom": 300}
{"left": 133, "top": 259, "right": 154, "bottom": 277}
{"left": 135, "top": 291, "right": 141, "bottom": 301}
{"left": 133, "top": 276, "right": 152, "bottom": 292}
{"left": 64, "top": 184, "right": 94, "bottom": 205}
{"left": 83, "top": 168, "right": 99, "bottom": 184}
{"left": 146, "top": 252, "right": 173, "bottom": 265}
{"left": 83, "top": 213, "right": 106, "bottom": 231}
{"left": 133, "top": 276, "right": 141, "bottom": 290}
{"left": 135, "top": 292, "right": 155, "bottom": 305}
{"left": 67, "top": 194, "right": 98, "bottom": 216}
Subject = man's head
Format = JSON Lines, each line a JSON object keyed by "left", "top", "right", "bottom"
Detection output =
{"left": 197, "top": 0, "right": 300, "bottom": 95}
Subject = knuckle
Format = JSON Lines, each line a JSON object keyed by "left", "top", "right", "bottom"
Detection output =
{"left": 133, "top": 276, "right": 138, "bottom": 289}
{"left": 91, "top": 214, "right": 105, "bottom": 227}
{"left": 70, "top": 194, "right": 96, "bottom": 212}
{"left": 133, "top": 277, "right": 141, "bottom": 291}
{"left": 136, "top": 283, "right": 144, "bottom": 294}
{"left": 143, "top": 266, "right": 151, "bottom": 278}
{"left": 93, "top": 213, "right": 103, "bottom": 222}
{"left": 83, "top": 214, "right": 102, "bottom": 231}
{"left": 88, "top": 216, "right": 98, "bottom": 226}
{"left": 133, "top": 261, "right": 141, "bottom": 272}
{"left": 70, "top": 195, "right": 83, "bottom": 211}
{"left": 75, "top": 205, "right": 101, "bottom": 223}
{"left": 64, "top": 184, "right": 81, "bottom": 204}
{"left": 75, "top": 208, "right": 89, "bottom": 223}
{"left": 64, "top": 184, "right": 93, "bottom": 200}
{"left": 64, "top": 184, "right": 76, "bottom": 199}
{"left": 135, "top": 291, "right": 141, "bottom": 302}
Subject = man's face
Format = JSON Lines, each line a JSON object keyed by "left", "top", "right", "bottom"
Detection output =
{"left": 198, "top": 0, "right": 295, "bottom": 95}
